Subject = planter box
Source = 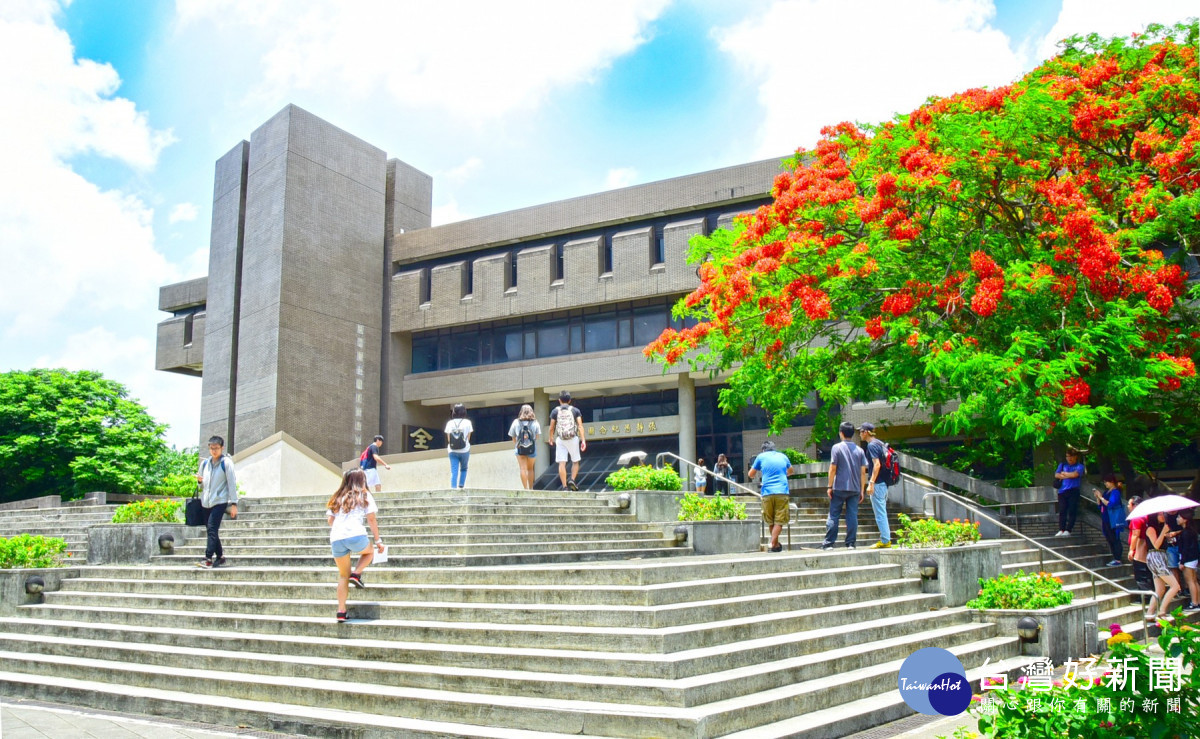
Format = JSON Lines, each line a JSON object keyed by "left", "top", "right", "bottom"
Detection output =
{"left": 600, "top": 490, "right": 685, "bottom": 522}
{"left": 669, "top": 520, "right": 760, "bottom": 555}
{"left": 87, "top": 523, "right": 203, "bottom": 565}
{"left": 879, "top": 542, "right": 1004, "bottom": 607}
{"left": 971, "top": 599, "right": 1099, "bottom": 665}
{"left": 0, "top": 567, "right": 81, "bottom": 615}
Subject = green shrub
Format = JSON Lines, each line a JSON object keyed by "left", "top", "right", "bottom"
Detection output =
{"left": 677, "top": 492, "right": 747, "bottom": 521}
{"left": 782, "top": 448, "right": 817, "bottom": 465}
{"left": 967, "top": 570, "right": 1072, "bottom": 610}
{"left": 606, "top": 465, "right": 682, "bottom": 492}
{"left": 894, "top": 512, "right": 981, "bottom": 548}
{"left": 0, "top": 534, "right": 68, "bottom": 569}
{"left": 111, "top": 499, "right": 183, "bottom": 524}
{"left": 153, "top": 472, "right": 199, "bottom": 497}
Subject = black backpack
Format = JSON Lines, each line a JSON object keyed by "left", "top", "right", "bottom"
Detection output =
{"left": 516, "top": 421, "right": 535, "bottom": 451}
{"left": 448, "top": 420, "right": 467, "bottom": 451}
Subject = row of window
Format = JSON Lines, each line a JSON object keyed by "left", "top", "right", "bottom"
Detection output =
{"left": 410, "top": 300, "right": 688, "bottom": 373}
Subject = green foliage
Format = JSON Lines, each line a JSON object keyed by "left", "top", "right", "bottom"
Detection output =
{"left": 145, "top": 445, "right": 200, "bottom": 496}
{"left": 0, "top": 369, "right": 168, "bottom": 503}
{"left": 782, "top": 447, "right": 817, "bottom": 465}
{"left": 677, "top": 492, "right": 747, "bottom": 521}
{"left": 606, "top": 465, "right": 683, "bottom": 492}
{"left": 967, "top": 570, "right": 1073, "bottom": 610}
{"left": 0, "top": 534, "right": 68, "bottom": 569}
{"left": 972, "top": 611, "right": 1200, "bottom": 737}
{"left": 111, "top": 499, "right": 183, "bottom": 524}
{"left": 154, "top": 473, "right": 199, "bottom": 497}
{"left": 894, "top": 512, "right": 982, "bottom": 548}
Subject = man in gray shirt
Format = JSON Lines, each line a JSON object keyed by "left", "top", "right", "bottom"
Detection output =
{"left": 822, "top": 421, "right": 867, "bottom": 550}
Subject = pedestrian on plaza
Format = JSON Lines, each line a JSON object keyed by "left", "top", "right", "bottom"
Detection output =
{"left": 1145, "top": 512, "right": 1182, "bottom": 622}
{"left": 822, "top": 422, "right": 867, "bottom": 550}
{"left": 694, "top": 458, "right": 708, "bottom": 495}
{"left": 712, "top": 453, "right": 734, "bottom": 495}
{"left": 361, "top": 434, "right": 392, "bottom": 492}
{"left": 1176, "top": 511, "right": 1200, "bottom": 612}
{"left": 193, "top": 435, "right": 238, "bottom": 569}
{"left": 749, "top": 441, "right": 793, "bottom": 552}
{"left": 547, "top": 390, "right": 586, "bottom": 491}
{"left": 1127, "top": 496, "right": 1153, "bottom": 592}
{"left": 508, "top": 404, "right": 541, "bottom": 490}
{"left": 327, "top": 469, "right": 384, "bottom": 623}
{"left": 445, "top": 403, "right": 473, "bottom": 490}
{"left": 858, "top": 423, "right": 891, "bottom": 549}
{"left": 1053, "top": 448, "right": 1086, "bottom": 536}
{"left": 1092, "top": 474, "right": 1126, "bottom": 566}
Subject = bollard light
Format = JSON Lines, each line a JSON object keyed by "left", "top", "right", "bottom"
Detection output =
{"left": 25, "top": 575, "right": 45, "bottom": 595}
{"left": 158, "top": 533, "right": 176, "bottom": 554}
{"left": 617, "top": 493, "right": 631, "bottom": 510}
{"left": 918, "top": 556, "right": 939, "bottom": 580}
{"left": 673, "top": 525, "right": 689, "bottom": 543}
{"left": 1017, "top": 616, "right": 1041, "bottom": 642}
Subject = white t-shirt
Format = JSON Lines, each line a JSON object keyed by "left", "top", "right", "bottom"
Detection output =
{"left": 327, "top": 492, "right": 378, "bottom": 542}
{"left": 444, "top": 418, "right": 474, "bottom": 453}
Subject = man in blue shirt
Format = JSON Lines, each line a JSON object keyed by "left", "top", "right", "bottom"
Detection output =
{"left": 749, "top": 441, "right": 793, "bottom": 552}
{"left": 823, "top": 421, "right": 868, "bottom": 550}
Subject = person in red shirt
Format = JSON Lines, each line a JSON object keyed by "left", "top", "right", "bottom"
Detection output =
{"left": 1127, "top": 496, "right": 1152, "bottom": 593}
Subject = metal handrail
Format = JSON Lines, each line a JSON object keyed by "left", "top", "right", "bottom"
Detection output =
{"left": 908, "top": 474, "right": 1155, "bottom": 644}
{"left": 656, "top": 452, "right": 797, "bottom": 551}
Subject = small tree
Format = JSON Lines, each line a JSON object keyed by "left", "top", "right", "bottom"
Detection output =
{"left": 0, "top": 369, "right": 169, "bottom": 502}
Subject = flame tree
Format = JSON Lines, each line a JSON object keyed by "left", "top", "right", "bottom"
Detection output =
{"left": 648, "top": 23, "right": 1200, "bottom": 478}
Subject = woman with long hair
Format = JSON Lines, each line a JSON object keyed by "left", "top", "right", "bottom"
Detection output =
{"left": 713, "top": 453, "right": 734, "bottom": 496}
{"left": 508, "top": 404, "right": 541, "bottom": 490}
{"left": 445, "top": 403, "right": 473, "bottom": 490}
{"left": 326, "top": 469, "right": 383, "bottom": 623}
{"left": 1145, "top": 512, "right": 1182, "bottom": 623}
{"left": 1092, "top": 474, "right": 1125, "bottom": 566}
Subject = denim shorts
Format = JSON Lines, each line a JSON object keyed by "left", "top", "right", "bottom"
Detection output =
{"left": 1168, "top": 545, "right": 1181, "bottom": 569}
{"left": 331, "top": 535, "right": 370, "bottom": 558}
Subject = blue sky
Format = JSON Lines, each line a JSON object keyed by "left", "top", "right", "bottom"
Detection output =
{"left": 0, "top": 0, "right": 1194, "bottom": 449}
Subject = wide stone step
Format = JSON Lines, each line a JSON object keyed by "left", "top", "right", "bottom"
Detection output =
{"left": 238, "top": 502, "right": 618, "bottom": 521}
{"left": 228, "top": 513, "right": 642, "bottom": 529}
{"left": 218, "top": 523, "right": 668, "bottom": 539}
{"left": 247, "top": 489, "right": 603, "bottom": 507}
{"left": 174, "top": 533, "right": 676, "bottom": 555}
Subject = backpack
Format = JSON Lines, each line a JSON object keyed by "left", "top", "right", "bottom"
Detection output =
{"left": 880, "top": 443, "right": 901, "bottom": 486}
{"left": 358, "top": 446, "right": 371, "bottom": 469}
{"left": 555, "top": 406, "right": 577, "bottom": 440}
{"left": 516, "top": 421, "right": 535, "bottom": 451}
{"left": 448, "top": 420, "right": 467, "bottom": 451}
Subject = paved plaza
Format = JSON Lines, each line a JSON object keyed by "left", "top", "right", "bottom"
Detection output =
{"left": 0, "top": 700, "right": 300, "bottom": 739}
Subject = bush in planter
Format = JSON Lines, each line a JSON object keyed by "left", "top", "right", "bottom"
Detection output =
{"left": 606, "top": 465, "right": 682, "bottom": 492}
{"left": 894, "top": 512, "right": 981, "bottom": 548}
{"left": 677, "top": 492, "right": 747, "bottom": 521}
{"left": 966, "top": 570, "right": 1072, "bottom": 610}
{"left": 153, "top": 472, "right": 199, "bottom": 497}
{"left": 970, "top": 611, "right": 1200, "bottom": 738}
{"left": 0, "top": 534, "right": 68, "bottom": 569}
{"left": 111, "top": 499, "right": 183, "bottom": 524}
{"left": 781, "top": 448, "right": 817, "bottom": 466}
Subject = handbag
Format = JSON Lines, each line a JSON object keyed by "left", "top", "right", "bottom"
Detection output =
{"left": 185, "top": 482, "right": 206, "bottom": 526}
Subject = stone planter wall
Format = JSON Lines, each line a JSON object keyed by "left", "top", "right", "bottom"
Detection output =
{"left": 600, "top": 490, "right": 684, "bottom": 523}
{"left": 971, "top": 599, "right": 1099, "bottom": 665}
{"left": 87, "top": 523, "right": 202, "bottom": 565}
{"left": 879, "top": 542, "right": 1004, "bottom": 606}
{"left": 669, "top": 520, "right": 761, "bottom": 555}
{"left": 0, "top": 568, "right": 81, "bottom": 614}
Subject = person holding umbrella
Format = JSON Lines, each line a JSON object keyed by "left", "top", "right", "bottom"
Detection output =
{"left": 1146, "top": 512, "right": 1182, "bottom": 622}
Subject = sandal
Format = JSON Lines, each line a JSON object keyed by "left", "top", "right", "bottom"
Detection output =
{"left": 336, "top": 611, "right": 348, "bottom": 623}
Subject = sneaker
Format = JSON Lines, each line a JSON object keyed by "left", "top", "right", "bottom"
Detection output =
{"left": 336, "top": 611, "right": 348, "bottom": 623}
{"left": 1106, "top": 559, "right": 1122, "bottom": 567}
{"left": 872, "top": 541, "right": 892, "bottom": 549}
{"left": 567, "top": 479, "right": 579, "bottom": 491}
{"left": 768, "top": 544, "right": 783, "bottom": 553}
{"left": 349, "top": 572, "right": 365, "bottom": 589}
{"left": 847, "top": 544, "right": 857, "bottom": 549}
{"left": 214, "top": 557, "right": 227, "bottom": 568}
{"left": 1185, "top": 603, "right": 1200, "bottom": 612}
{"left": 195, "top": 559, "right": 213, "bottom": 569}
{"left": 820, "top": 544, "right": 834, "bottom": 550}
{"left": 1054, "top": 531, "right": 1066, "bottom": 537}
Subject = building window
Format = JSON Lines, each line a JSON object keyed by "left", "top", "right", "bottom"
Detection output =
{"left": 603, "top": 233, "right": 614, "bottom": 274}
{"left": 653, "top": 227, "right": 665, "bottom": 266}
{"left": 419, "top": 268, "right": 431, "bottom": 304}
{"left": 554, "top": 243, "right": 565, "bottom": 281}
{"left": 507, "top": 250, "right": 518, "bottom": 289}
{"left": 464, "top": 261, "right": 474, "bottom": 296}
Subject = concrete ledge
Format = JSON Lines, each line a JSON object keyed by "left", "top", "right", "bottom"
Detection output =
{"left": 880, "top": 542, "right": 1003, "bottom": 607}
{"left": 0, "top": 495, "right": 62, "bottom": 511}
{"left": 0, "top": 568, "right": 81, "bottom": 615}
{"left": 87, "top": 524, "right": 202, "bottom": 565}
{"left": 972, "top": 599, "right": 1098, "bottom": 665}
{"left": 597, "top": 490, "right": 682, "bottom": 522}
{"left": 672, "top": 520, "right": 760, "bottom": 555}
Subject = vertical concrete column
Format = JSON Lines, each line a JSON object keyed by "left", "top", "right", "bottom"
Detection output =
{"left": 533, "top": 388, "right": 550, "bottom": 480}
{"left": 678, "top": 374, "right": 697, "bottom": 470}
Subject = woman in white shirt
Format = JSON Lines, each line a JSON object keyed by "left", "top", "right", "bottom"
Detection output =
{"left": 508, "top": 404, "right": 541, "bottom": 490}
{"left": 326, "top": 469, "right": 383, "bottom": 622}
{"left": 445, "top": 403, "right": 474, "bottom": 490}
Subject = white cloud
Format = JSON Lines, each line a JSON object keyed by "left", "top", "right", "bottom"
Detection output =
{"left": 168, "top": 202, "right": 198, "bottom": 224}
{"left": 175, "top": 0, "right": 671, "bottom": 119}
{"left": 444, "top": 157, "right": 483, "bottom": 185}
{"left": 714, "top": 0, "right": 1024, "bottom": 156}
{"left": 431, "top": 199, "right": 471, "bottom": 227}
{"left": 604, "top": 167, "right": 639, "bottom": 190}
{"left": 1035, "top": 0, "right": 1198, "bottom": 61}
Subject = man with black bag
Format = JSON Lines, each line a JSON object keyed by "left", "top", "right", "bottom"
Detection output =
{"left": 193, "top": 435, "right": 238, "bottom": 569}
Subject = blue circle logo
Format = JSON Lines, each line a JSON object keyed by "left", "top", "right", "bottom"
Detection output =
{"left": 897, "top": 648, "right": 972, "bottom": 716}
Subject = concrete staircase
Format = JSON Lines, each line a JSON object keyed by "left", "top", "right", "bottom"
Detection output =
{"left": 0, "top": 504, "right": 118, "bottom": 561}
{"left": 0, "top": 487, "right": 1033, "bottom": 738}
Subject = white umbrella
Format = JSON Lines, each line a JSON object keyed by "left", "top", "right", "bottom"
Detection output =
{"left": 1127, "top": 495, "right": 1200, "bottom": 521}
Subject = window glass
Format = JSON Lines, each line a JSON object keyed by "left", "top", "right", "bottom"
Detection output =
{"left": 585, "top": 314, "right": 617, "bottom": 352}
{"left": 496, "top": 328, "right": 523, "bottom": 363}
{"left": 450, "top": 333, "right": 479, "bottom": 369}
{"left": 411, "top": 338, "right": 437, "bottom": 373}
{"left": 569, "top": 324, "right": 583, "bottom": 354}
{"left": 618, "top": 318, "right": 632, "bottom": 347}
{"left": 538, "top": 320, "right": 568, "bottom": 358}
{"left": 524, "top": 331, "right": 537, "bottom": 358}
{"left": 633, "top": 306, "right": 668, "bottom": 346}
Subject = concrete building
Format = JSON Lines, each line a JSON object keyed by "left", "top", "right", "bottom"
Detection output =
{"left": 159, "top": 105, "right": 861, "bottom": 494}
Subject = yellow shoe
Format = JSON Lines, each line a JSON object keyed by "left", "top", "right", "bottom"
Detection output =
{"left": 872, "top": 541, "right": 892, "bottom": 549}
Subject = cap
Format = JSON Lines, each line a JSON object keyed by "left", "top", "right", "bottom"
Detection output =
{"left": 859, "top": 422, "right": 876, "bottom": 433}
{"left": 839, "top": 421, "right": 856, "bottom": 437}
{"left": 761, "top": 441, "right": 776, "bottom": 452}
{"left": 559, "top": 390, "right": 572, "bottom": 401}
